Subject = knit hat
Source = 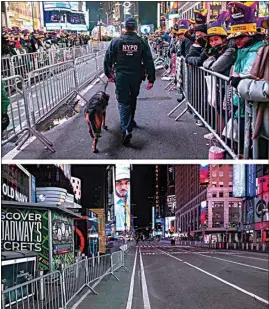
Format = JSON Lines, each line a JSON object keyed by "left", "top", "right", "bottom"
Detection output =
{"left": 227, "top": 1, "right": 258, "bottom": 39}
{"left": 194, "top": 8, "right": 208, "bottom": 25}
{"left": 194, "top": 24, "right": 207, "bottom": 34}
{"left": 206, "top": 12, "right": 229, "bottom": 37}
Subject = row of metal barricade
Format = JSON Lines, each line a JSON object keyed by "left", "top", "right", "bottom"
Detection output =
{"left": 176, "top": 240, "right": 269, "bottom": 252}
{"left": 1, "top": 248, "right": 130, "bottom": 309}
{"left": 165, "top": 56, "right": 268, "bottom": 159}
{"left": 2, "top": 49, "right": 107, "bottom": 153}
{"left": 1, "top": 42, "right": 110, "bottom": 81}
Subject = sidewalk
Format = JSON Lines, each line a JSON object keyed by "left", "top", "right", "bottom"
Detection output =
{"left": 71, "top": 246, "right": 136, "bottom": 309}
{"left": 3, "top": 71, "right": 211, "bottom": 159}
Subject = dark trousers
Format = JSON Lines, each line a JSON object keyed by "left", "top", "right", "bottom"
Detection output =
{"left": 115, "top": 71, "right": 142, "bottom": 133}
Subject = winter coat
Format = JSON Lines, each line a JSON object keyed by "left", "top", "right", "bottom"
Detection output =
{"left": 203, "top": 47, "right": 237, "bottom": 76}
{"left": 179, "top": 37, "right": 193, "bottom": 58}
{"left": 232, "top": 40, "right": 266, "bottom": 118}
{"left": 185, "top": 44, "right": 208, "bottom": 66}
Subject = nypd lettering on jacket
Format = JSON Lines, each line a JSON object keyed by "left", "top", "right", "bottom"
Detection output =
{"left": 121, "top": 44, "right": 139, "bottom": 56}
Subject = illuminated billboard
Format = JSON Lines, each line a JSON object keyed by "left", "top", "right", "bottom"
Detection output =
{"left": 200, "top": 164, "right": 209, "bottom": 185}
{"left": 246, "top": 165, "right": 256, "bottom": 198}
{"left": 165, "top": 216, "right": 176, "bottom": 234}
{"left": 138, "top": 24, "right": 154, "bottom": 34}
{"left": 43, "top": 2, "right": 87, "bottom": 31}
{"left": 200, "top": 201, "right": 207, "bottom": 225}
{"left": 113, "top": 164, "right": 131, "bottom": 232}
{"left": 167, "top": 195, "right": 176, "bottom": 216}
{"left": 233, "top": 165, "right": 246, "bottom": 198}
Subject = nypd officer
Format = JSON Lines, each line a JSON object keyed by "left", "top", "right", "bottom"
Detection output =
{"left": 104, "top": 17, "right": 156, "bottom": 146}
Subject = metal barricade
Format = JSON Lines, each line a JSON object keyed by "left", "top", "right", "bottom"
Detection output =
{"left": 11, "top": 51, "right": 51, "bottom": 81}
{"left": 111, "top": 250, "right": 124, "bottom": 274}
{"left": 74, "top": 54, "right": 97, "bottom": 90}
{"left": 50, "top": 47, "right": 73, "bottom": 64}
{"left": 2, "top": 75, "right": 55, "bottom": 152}
{"left": 1, "top": 271, "right": 63, "bottom": 309}
{"left": 95, "top": 52, "right": 105, "bottom": 75}
{"left": 28, "top": 61, "right": 76, "bottom": 126}
{"left": 170, "top": 59, "right": 246, "bottom": 159}
{"left": 62, "top": 259, "right": 88, "bottom": 306}
{"left": 1, "top": 55, "right": 12, "bottom": 78}
{"left": 87, "top": 254, "right": 111, "bottom": 284}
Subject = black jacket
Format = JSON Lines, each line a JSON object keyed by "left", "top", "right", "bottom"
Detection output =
{"left": 185, "top": 44, "right": 208, "bottom": 66}
{"left": 178, "top": 37, "right": 193, "bottom": 58}
{"left": 104, "top": 32, "right": 156, "bottom": 83}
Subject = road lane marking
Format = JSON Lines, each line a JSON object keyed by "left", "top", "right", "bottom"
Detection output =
{"left": 229, "top": 254, "right": 269, "bottom": 262}
{"left": 158, "top": 248, "right": 269, "bottom": 306}
{"left": 139, "top": 247, "right": 152, "bottom": 309}
{"left": 195, "top": 253, "right": 269, "bottom": 272}
{"left": 156, "top": 248, "right": 183, "bottom": 261}
{"left": 126, "top": 247, "right": 138, "bottom": 309}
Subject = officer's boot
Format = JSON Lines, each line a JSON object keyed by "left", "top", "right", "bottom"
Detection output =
{"left": 122, "top": 131, "right": 132, "bottom": 147}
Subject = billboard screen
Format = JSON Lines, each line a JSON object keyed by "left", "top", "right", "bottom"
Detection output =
{"left": 165, "top": 216, "right": 176, "bottom": 233}
{"left": 200, "top": 201, "right": 207, "bottom": 225}
{"left": 167, "top": 195, "right": 176, "bottom": 216}
{"left": 43, "top": 2, "right": 87, "bottom": 30}
{"left": 138, "top": 24, "right": 154, "bottom": 34}
{"left": 113, "top": 164, "right": 131, "bottom": 232}
{"left": 200, "top": 164, "right": 209, "bottom": 185}
{"left": 233, "top": 165, "right": 246, "bottom": 197}
{"left": 246, "top": 165, "right": 256, "bottom": 197}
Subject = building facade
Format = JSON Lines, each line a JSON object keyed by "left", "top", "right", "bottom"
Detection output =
{"left": 4, "top": 1, "right": 42, "bottom": 30}
{"left": 175, "top": 164, "right": 207, "bottom": 238}
{"left": 71, "top": 177, "right": 81, "bottom": 204}
{"left": 175, "top": 164, "right": 255, "bottom": 243}
{"left": 207, "top": 164, "right": 243, "bottom": 243}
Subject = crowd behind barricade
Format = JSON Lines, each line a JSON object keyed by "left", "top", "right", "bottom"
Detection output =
{"left": 1, "top": 26, "right": 98, "bottom": 56}
{"left": 147, "top": 2, "right": 269, "bottom": 159}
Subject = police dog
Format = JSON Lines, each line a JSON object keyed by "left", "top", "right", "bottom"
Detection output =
{"left": 84, "top": 83, "right": 110, "bottom": 153}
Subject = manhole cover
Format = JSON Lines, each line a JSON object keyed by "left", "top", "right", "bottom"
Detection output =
{"left": 138, "top": 96, "right": 171, "bottom": 101}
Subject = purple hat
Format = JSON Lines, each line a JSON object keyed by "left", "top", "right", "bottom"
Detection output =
{"left": 228, "top": 2, "right": 258, "bottom": 39}
{"left": 206, "top": 11, "right": 229, "bottom": 37}
{"left": 194, "top": 8, "right": 208, "bottom": 25}
{"left": 178, "top": 19, "right": 189, "bottom": 34}
{"left": 256, "top": 17, "right": 266, "bottom": 33}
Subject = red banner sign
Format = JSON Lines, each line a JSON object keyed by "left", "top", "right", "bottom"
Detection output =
{"left": 255, "top": 221, "right": 269, "bottom": 230}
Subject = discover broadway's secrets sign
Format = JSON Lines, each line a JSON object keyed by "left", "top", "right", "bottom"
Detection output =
{"left": 1, "top": 208, "right": 50, "bottom": 272}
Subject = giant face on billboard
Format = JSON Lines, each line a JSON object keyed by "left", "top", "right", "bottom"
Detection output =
{"left": 114, "top": 165, "right": 131, "bottom": 232}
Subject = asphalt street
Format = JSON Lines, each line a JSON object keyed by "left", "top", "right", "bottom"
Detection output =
{"left": 75, "top": 243, "right": 269, "bottom": 309}
{"left": 4, "top": 70, "right": 210, "bottom": 159}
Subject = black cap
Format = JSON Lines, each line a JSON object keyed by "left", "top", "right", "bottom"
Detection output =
{"left": 125, "top": 17, "right": 137, "bottom": 28}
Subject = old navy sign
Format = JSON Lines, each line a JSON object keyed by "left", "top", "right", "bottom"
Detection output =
{"left": 2, "top": 183, "right": 28, "bottom": 203}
